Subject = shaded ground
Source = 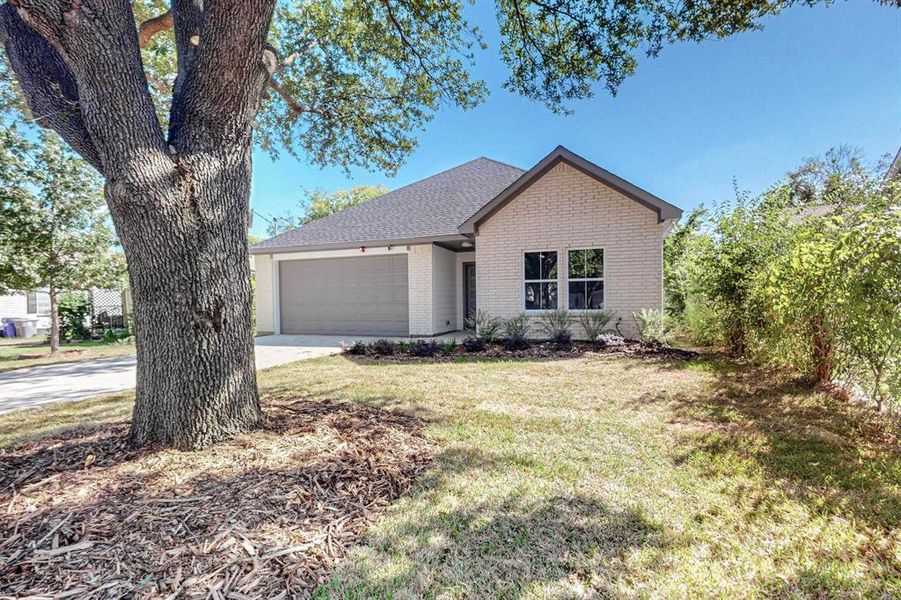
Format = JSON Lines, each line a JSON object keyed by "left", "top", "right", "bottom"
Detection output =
{"left": 0, "top": 400, "right": 431, "bottom": 598}
{"left": 1, "top": 354, "right": 899, "bottom": 598}
{"left": 0, "top": 338, "right": 135, "bottom": 373}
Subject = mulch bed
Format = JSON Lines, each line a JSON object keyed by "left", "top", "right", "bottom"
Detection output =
{"left": 0, "top": 400, "right": 433, "bottom": 599}
{"left": 351, "top": 340, "right": 699, "bottom": 363}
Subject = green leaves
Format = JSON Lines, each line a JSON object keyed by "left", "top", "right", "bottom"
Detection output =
{"left": 265, "top": 183, "right": 388, "bottom": 235}
{"left": 0, "top": 127, "right": 124, "bottom": 296}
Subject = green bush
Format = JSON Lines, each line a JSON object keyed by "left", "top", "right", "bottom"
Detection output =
{"left": 440, "top": 340, "right": 457, "bottom": 354}
{"left": 462, "top": 336, "right": 486, "bottom": 352}
{"left": 465, "top": 309, "right": 503, "bottom": 342}
{"left": 347, "top": 340, "right": 367, "bottom": 355}
{"left": 58, "top": 292, "right": 89, "bottom": 341}
{"left": 535, "top": 309, "right": 572, "bottom": 347}
{"left": 502, "top": 313, "right": 529, "bottom": 339}
{"left": 633, "top": 309, "right": 666, "bottom": 345}
{"left": 577, "top": 310, "right": 613, "bottom": 344}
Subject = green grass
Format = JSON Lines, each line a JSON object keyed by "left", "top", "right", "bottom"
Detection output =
{"left": 2, "top": 354, "right": 898, "bottom": 597}
{"left": 0, "top": 337, "right": 135, "bottom": 372}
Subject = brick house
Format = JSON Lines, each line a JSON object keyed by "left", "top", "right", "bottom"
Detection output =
{"left": 251, "top": 146, "right": 682, "bottom": 338}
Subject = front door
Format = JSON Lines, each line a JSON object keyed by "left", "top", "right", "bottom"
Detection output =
{"left": 463, "top": 262, "right": 476, "bottom": 324}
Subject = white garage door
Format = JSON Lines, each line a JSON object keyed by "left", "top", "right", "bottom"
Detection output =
{"left": 279, "top": 255, "right": 409, "bottom": 336}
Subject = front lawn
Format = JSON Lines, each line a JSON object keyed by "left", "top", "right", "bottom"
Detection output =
{"left": 1, "top": 354, "right": 898, "bottom": 597}
{"left": 0, "top": 337, "right": 135, "bottom": 372}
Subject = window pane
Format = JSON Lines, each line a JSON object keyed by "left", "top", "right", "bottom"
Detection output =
{"left": 26, "top": 293, "right": 36, "bottom": 314}
{"left": 568, "top": 281, "right": 586, "bottom": 309}
{"left": 541, "top": 251, "right": 558, "bottom": 279}
{"left": 524, "top": 252, "right": 540, "bottom": 280}
{"left": 586, "top": 280, "right": 604, "bottom": 309}
{"left": 568, "top": 249, "right": 585, "bottom": 278}
{"left": 525, "top": 282, "right": 541, "bottom": 310}
{"left": 542, "top": 282, "right": 558, "bottom": 309}
{"left": 585, "top": 249, "right": 604, "bottom": 278}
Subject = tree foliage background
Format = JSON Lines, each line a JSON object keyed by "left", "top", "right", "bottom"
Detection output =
{"left": 266, "top": 184, "right": 389, "bottom": 236}
{"left": 665, "top": 148, "right": 901, "bottom": 410}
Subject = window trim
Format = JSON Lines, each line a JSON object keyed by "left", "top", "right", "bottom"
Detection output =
{"left": 566, "top": 247, "right": 606, "bottom": 312}
{"left": 522, "top": 249, "right": 559, "bottom": 312}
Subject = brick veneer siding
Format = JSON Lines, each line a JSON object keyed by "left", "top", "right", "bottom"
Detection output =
{"left": 254, "top": 254, "right": 275, "bottom": 335}
{"left": 475, "top": 162, "right": 667, "bottom": 339}
{"left": 407, "top": 243, "right": 433, "bottom": 336}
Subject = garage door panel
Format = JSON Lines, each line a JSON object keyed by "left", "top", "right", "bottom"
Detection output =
{"left": 279, "top": 255, "right": 409, "bottom": 336}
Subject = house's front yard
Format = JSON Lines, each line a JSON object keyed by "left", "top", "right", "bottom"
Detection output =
{"left": 0, "top": 337, "right": 135, "bottom": 373}
{"left": 1, "top": 354, "right": 898, "bottom": 598}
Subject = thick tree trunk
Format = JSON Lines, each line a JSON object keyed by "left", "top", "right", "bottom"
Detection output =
{"left": 111, "top": 147, "right": 263, "bottom": 451}
{"left": 48, "top": 286, "right": 59, "bottom": 355}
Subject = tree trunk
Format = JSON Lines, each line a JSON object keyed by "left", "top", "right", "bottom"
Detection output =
{"left": 112, "top": 148, "right": 263, "bottom": 451}
{"left": 48, "top": 286, "right": 59, "bottom": 355}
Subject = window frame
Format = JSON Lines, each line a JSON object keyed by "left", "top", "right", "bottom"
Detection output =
{"left": 522, "top": 249, "right": 559, "bottom": 312}
{"left": 566, "top": 247, "right": 606, "bottom": 312}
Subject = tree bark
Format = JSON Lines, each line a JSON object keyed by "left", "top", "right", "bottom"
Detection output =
{"left": 110, "top": 146, "right": 263, "bottom": 450}
{"left": 48, "top": 285, "right": 58, "bottom": 355}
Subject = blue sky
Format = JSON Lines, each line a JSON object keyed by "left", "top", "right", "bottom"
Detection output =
{"left": 249, "top": 1, "right": 900, "bottom": 236}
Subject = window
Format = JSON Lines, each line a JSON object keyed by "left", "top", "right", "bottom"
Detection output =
{"left": 524, "top": 251, "right": 558, "bottom": 310}
{"left": 26, "top": 292, "right": 51, "bottom": 316}
{"left": 568, "top": 248, "right": 604, "bottom": 310}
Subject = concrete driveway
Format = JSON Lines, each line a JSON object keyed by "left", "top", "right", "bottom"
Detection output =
{"left": 0, "top": 335, "right": 355, "bottom": 414}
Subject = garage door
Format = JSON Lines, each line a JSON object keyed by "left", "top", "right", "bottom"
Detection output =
{"left": 279, "top": 255, "right": 409, "bottom": 336}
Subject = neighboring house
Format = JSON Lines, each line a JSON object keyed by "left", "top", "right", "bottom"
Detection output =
{"left": 0, "top": 290, "right": 52, "bottom": 332}
{"left": 0, "top": 288, "right": 127, "bottom": 335}
{"left": 251, "top": 146, "right": 683, "bottom": 338}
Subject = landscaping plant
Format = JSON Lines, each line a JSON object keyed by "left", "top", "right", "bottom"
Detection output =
{"left": 462, "top": 336, "right": 486, "bottom": 353}
{"left": 633, "top": 309, "right": 666, "bottom": 345}
{"left": 369, "top": 339, "right": 396, "bottom": 356}
{"left": 535, "top": 309, "right": 573, "bottom": 348}
{"left": 502, "top": 314, "right": 531, "bottom": 351}
{"left": 58, "top": 292, "right": 90, "bottom": 341}
{"left": 464, "top": 309, "right": 503, "bottom": 342}
{"left": 347, "top": 341, "right": 367, "bottom": 356}
{"left": 577, "top": 310, "right": 613, "bottom": 345}
{"left": 409, "top": 339, "right": 440, "bottom": 357}
{"left": 440, "top": 340, "right": 457, "bottom": 355}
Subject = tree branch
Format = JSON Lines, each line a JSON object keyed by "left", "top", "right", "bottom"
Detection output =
{"left": 137, "top": 10, "right": 173, "bottom": 48}
{"left": 268, "top": 77, "right": 330, "bottom": 119}
{"left": 0, "top": 4, "right": 102, "bottom": 170}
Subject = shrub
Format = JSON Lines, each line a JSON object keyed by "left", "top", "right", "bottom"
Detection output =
{"left": 503, "top": 335, "right": 530, "bottom": 351}
{"left": 462, "top": 336, "right": 486, "bottom": 352}
{"left": 634, "top": 309, "right": 666, "bottom": 345}
{"left": 410, "top": 339, "right": 439, "bottom": 357}
{"left": 58, "top": 292, "right": 90, "bottom": 341}
{"left": 465, "top": 309, "right": 503, "bottom": 342}
{"left": 369, "top": 338, "right": 396, "bottom": 355}
{"left": 395, "top": 340, "right": 410, "bottom": 353}
{"left": 578, "top": 310, "right": 613, "bottom": 344}
{"left": 501, "top": 313, "right": 531, "bottom": 351}
{"left": 535, "top": 309, "right": 573, "bottom": 348}
{"left": 440, "top": 340, "right": 457, "bottom": 354}
{"left": 347, "top": 340, "right": 367, "bottom": 355}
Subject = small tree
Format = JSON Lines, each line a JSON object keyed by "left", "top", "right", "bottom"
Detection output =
{"left": 267, "top": 184, "right": 389, "bottom": 236}
{"left": 0, "top": 128, "right": 124, "bottom": 353}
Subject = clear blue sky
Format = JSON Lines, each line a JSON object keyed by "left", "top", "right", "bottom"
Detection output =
{"left": 249, "top": 1, "right": 900, "bottom": 236}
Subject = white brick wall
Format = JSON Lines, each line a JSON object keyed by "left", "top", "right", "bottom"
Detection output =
{"left": 431, "top": 245, "right": 457, "bottom": 334}
{"left": 254, "top": 254, "right": 275, "bottom": 335}
{"left": 407, "top": 244, "right": 433, "bottom": 336}
{"left": 475, "top": 162, "right": 666, "bottom": 339}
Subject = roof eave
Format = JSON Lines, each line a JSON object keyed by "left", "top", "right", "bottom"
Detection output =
{"left": 459, "top": 145, "right": 683, "bottom": 235}
{"left": 249, "top": 233, "right": 469, "bottom": 255}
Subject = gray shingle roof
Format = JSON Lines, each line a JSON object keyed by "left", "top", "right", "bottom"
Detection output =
{"left": 251, "top": 157, "right": 524, "bottom": 253}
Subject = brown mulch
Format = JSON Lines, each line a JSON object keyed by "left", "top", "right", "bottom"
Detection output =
{"left": 0, "top": 400, "right": 433, "bottom": 599}
{"left": 352, "top": 340, "right": 699, "bottom": 363}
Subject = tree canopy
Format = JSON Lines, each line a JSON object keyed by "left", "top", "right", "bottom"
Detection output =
{"left": 266, "top": 184, "right": 389, "bottom": 236}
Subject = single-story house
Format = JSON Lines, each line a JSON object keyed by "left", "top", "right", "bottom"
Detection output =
{"left": 251, "top": 146, "right": 683, "bottom": 339}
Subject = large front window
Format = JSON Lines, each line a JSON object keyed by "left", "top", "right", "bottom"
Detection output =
{"left": 524, "top": 251, "right": 557, "bottom": 310}
{"left": 568, "top": 248, "right": 604, "bottom": 310}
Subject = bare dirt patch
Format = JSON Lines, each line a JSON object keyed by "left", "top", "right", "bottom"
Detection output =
{"left": 0, "top": 400, "right": 433, "bottom": 598}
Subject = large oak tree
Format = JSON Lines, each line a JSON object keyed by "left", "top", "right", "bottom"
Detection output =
{"left": 0, "top": 0, "right": 893, "bottom": 449}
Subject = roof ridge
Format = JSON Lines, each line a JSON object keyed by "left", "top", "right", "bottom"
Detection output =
{"left": 477, "top": 156, "right": 525, "bottom": 171}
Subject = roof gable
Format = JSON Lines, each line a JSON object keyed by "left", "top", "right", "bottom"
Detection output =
{"left": 458, "top": 146, "right": 682, "bottom": 234}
